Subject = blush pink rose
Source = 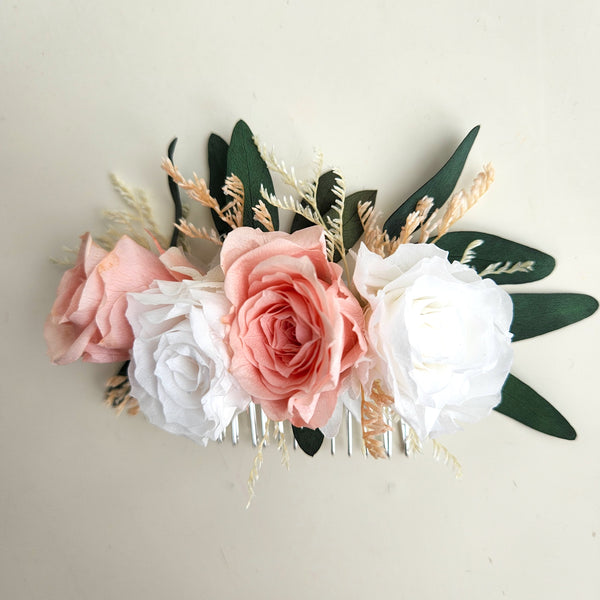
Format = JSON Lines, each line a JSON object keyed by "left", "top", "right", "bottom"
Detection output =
{"left": 45, "top": 233, "right": 194, "bottom": 364}
{"left": 221, "top": 226, "right": 367, "bottom": 429}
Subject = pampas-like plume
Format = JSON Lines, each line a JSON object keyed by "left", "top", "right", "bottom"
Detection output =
{"left": 273, "top": 423, "right": 290, "bottom": 470}
{"left": 95, "top": 175, "right": 169, "bottom": 252}
{"left": 460, "top": 239, "right": 485, "bottom": 264}
{"left": 221, "top": 175, "right": 244, "bottom": 228}
{"left": 175, "top": 220, "right": 223, "bottom": 245}
{"left": 358, "top": 201, "right": 398, "bottom": 258}
{"left": 398, "top": 196, "right": 434, "bottom": 245}
{"left": 161, "top": 158, "right": 242, "bottom": 230}
{"left": 404, "top": 424, "right": 423, "bottom": 457}
{"left": 478, "top": 260, "right": 535, "bottom": 277}
{"left": 431, "top": 439, "right": 463, "bottom": 479}
{"left": 361, "top": 381, "right": 394, "bottom": 459}
{"left": 252, "top": 200, "right": 275, "bottom": 232}
{"left": 432, "top": 163, "right": 495, "bottom": 241}
{"left": 105, "top": 372, "right": 139, "bottom": 416}
{"left": 246, "top": 419, "right": 271, "bottom": 509}
{"left": 256, "top": 144, "right": 350, "bottom": 263}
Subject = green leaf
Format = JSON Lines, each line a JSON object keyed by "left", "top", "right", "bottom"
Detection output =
{"left": 329, "top": 189, "right": 377, "bottom": 262}
{"left": 166, "top": 138, "right": 183, "bottom": 248}
{"left": 292, "top": 426, "right": 324, "bottom": 456}
{"left": 511, "top": 293, "right": 598, "bottom": 341}
{"left": 435, "top": 231, "right": 555, "bottom": 284}
{"left": 494, "top": 374, "right": 576, "bottom": 440}
{"left": 207, "top": 133, "right": 231, "bottom": 237}
{"left": 227, "top": 120, "right": 279, "bottom": 230}
{"left": 290, "top": 170, "right": 339, "bottom": 232}
{"left": 384, "top": 126, "right": 480, "bottom": 238}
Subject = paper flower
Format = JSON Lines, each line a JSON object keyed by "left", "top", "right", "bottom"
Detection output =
{"left": 126, "top": 268, "right": 251, "bottom": 444}
{"left": 220, "top": 226, "right": 367, "bottom": 429}
{"left": 354, "top": 242, "right": 514, "bottom": 441}
{"left": 44, "top": 233, "right": 193, "bottom": 364}
{"left": 46, "top": 119, "right": 598, "bottom": 474}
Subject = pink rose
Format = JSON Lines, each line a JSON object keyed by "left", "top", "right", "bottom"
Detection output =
{"left": 45, "top": 233, "right": 194, "bottom": 364}
{"left": 221, "top": 226, "right": 367, "bottom": 429}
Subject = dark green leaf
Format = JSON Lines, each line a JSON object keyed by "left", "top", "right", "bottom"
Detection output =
{"left": 435, "top": 231, "right": 555, "bottom": 284}
{"left": 290, "top": 170, "right": 339, "bottom": 232}
{"left": 384, "top": 126, "right": 480, "bottom": 237}
{"left": 494, "top": 374, "right": 576, "bottom": 440}
{"left": 511, "top": 293, "right": 598, "bottom": 341}
{"left": 208, "top": 133, "right": 231, "bottom": 237}
{"left": 167, "top": 138, "right": 183, "bottom": 248}
{"left": 292, "top": 426, "right": 324, "bottom": 456}
{"left": 329, "top": 189, "right": 377, "bottom": 262}
{"left": 227, "top": 120, "right": 279, "bottom": 230}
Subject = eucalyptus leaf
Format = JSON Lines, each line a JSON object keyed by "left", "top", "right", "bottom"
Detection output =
{"left": 384, "top": 126, "right": 480, "bottom": 238}
{"left": 207, "top": 133, "right": 231, "bottom": 236}
{"left": 494, "top": 374, "right": 576, "bottom": 440}
{"left": 167, "top": 138, "right": 183, "bottom": 248}
{"left": 290, "top": 170, "right": 338, "bottom": 232}
{"left": 436, "top": 231, "right": 555, "bottom": 284}
{"left": 292, "top": 426, "right": 324, "bottom": 456}
{"left": 227, "top": 120, "right": 279, "bottom": 230}
{"left": 511, "top": 293, "right": 598, "bottom": 341}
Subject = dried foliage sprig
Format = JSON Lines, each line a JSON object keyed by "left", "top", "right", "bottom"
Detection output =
{"left": 175, "top": 220, "right": 223, "bottom": 245}
{"left": 257, "top": 141, "right": 324, "bottom": 204}
{"left": 252, "top": 200, "right": 276, "bottom": 232}
{"left": 161, "top": 158, "right": 242, "bottom": 230}
{"left": 478, "top": 260, "right": 535, "bottom": 278}
{"left": 431, "top": 163, "right": 495, "bottom": 241}
{"left": 247, "top": 419, "right": 271, "bottom": 508}
{"left": 257, "top": 144, "right": 350, "bottom": 262}
{"left": 431, "top": 439, "right": 463, "bottom": 479}
{"left": 404, "top": 424, "right": 423, "bottom": 457}
{"left": 359, "top": 201, "right": 392, "bottom": 257}
{"left": 460, "top": 239, "right": 485, "bottom": 264}
{"left": 105, "top": 370, "right": 139, "bottom": 416}
{"left": 361, "top": 381, "right": 394, "bottom": 459}
{"left": 96, "top": 174, "right": 169, "bottom": 251}
{"left": 221, "top": 175, "right": 245, "bottom": 228}
{"left": 399, "top": 196, "right": 434, "bottom": 245}
{"left": 273, "top": 423, "right": 290, "bottom": 470}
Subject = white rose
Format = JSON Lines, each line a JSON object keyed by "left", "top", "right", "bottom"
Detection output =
{"left": 353, "top": 243, "right": 513, "bottom": 441}
{"left": 126, "top": 267, "right": 250, "bottom": 445}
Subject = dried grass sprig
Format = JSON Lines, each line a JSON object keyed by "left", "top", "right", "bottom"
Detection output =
{"left": 257, "top": 140, "right": 324, "bottom": 204}
{"left": 361, "top": 381, "right": 394, "bottom": 459}
{"left": 478, "top": 260, "right": 535, "bottom": 277}
{"left": 257, "top": 145, "right": 351, "bottom": 262}
{"left": 460, "top": 239, "right": 485, "bottom": 264}
{"left": 252, "top": 200, "right": 275, "bottom": 232}
{"left": 96, "top": 175, "right": 169, "bottom": 251}
{"left": 398, "top": 196, "right": 434, "bottom": 245}
{"left": 273, "top": 423, "right": 290, "bottom": 470}
{"left": 105, "top": 372, "right": 139, "bottom": 416}
{"left": 246, "top": 419, "right": 271, "bottom": 509}
{"left": 221, "top": 175, "right": 244, "bottom": 228}
{"left": 50, "top": 246, "right": 79, "bottom": 267}
{"left": 161, "top": 158, "right": 242, "bottom": 230}
{"left": 404, "top": 424, "right": 423, "bottom": 457}
{"left": 358, "top": 201, "right": 399, "bottom": 258}
{"left": 431, "top": 439, "right": 463, "bottom": 479}
{"left": 175, "top": 220, "right": 223, "bottom": 245}
{"left": 432, "top": 163, "right": 495, "bottom": 241}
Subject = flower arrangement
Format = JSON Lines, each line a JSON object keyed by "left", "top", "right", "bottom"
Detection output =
{"left": 45, "top": 120, "right": 598, "bottom": 495}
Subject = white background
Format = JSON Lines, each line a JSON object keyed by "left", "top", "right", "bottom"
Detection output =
{"left": 1, "top": 1, "right": 599, "bottom": 598}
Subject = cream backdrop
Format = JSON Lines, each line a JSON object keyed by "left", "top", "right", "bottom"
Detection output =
{"left": 1, "top": 2, "right": 599, "bottom": 599}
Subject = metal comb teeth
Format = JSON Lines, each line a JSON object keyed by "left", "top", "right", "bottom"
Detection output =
{"left": 221, "top": 402, "right": 409, "bottom": 456}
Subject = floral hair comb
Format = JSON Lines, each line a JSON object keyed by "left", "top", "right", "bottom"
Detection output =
{"left": 45, "top": 120, "right": 598, "bottom": 500}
